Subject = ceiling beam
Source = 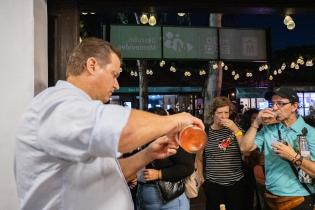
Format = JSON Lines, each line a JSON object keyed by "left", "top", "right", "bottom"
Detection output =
{"left": 78, "top": 0, "right": 315, "bottom": 14}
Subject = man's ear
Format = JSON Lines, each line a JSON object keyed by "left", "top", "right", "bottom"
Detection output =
{"left": 292, "top": 103, "right": 299, "bottom": 112}
{"left": 86, "top": 57, "right": 97, "bottom": 75}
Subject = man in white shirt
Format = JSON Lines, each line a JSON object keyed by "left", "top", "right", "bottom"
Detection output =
{"left": 15, "top": 37, "right": 204, "bottom": 210}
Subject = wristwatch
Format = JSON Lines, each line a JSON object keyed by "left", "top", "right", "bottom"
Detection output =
{"left": 294, "top": 155, "right": 304, "bottom": 167}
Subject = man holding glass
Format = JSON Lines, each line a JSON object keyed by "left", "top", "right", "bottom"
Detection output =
{"left": 241, "top": 87, "right": 315, "bottom": 209}
{"left": 15, "top": 37, "right": 204, "bottom": 210}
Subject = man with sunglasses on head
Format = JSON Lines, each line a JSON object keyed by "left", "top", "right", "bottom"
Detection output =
{"left": 240, "top": 87, "right": 315, "bottom": 210}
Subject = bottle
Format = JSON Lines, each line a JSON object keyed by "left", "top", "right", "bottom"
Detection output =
{"left": 177, "top": 125, "right": 207, "bottom": 153}
{"left": 297, "top": 128, "right": 312, "bottom": 184}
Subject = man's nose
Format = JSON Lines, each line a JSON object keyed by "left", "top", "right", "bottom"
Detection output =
{"left": 114, "top": 79, "right": 120, "bottom": 90}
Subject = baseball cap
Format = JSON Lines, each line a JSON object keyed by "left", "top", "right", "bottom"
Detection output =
{"left": 272, "top": 87, "right": 299, "bottom": 103}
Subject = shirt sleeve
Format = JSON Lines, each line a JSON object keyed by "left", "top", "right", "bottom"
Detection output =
{"left": 255, "top": 127, "right": 266, "bottom": 152}
{"left": 37, "top": 100, "right": 130, "bottom": 162}
{"left": 306, "top": 125, "right": 315, "bottom": 161}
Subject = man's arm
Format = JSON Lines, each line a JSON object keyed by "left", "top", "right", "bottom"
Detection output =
{"left": 299, "top": 158, "right": 315, "bottom": 177}
{"left": 118, "top": 136, "right": 178, "bottom": 181}
{"left": 240, "top": 121, "right": 259, "bottom": 152}
{"left": 272, "top": 142, "right": 315, "bottom": 177}
{"left": 118, "top": 110, "right": 204, "bottom": 153}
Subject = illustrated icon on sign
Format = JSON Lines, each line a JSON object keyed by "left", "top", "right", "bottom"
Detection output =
{"left": 242, "top": 37, "right": 258, "bottom": 57}
{"left": 164, "top": 32, "right": 193, "bottom": 52}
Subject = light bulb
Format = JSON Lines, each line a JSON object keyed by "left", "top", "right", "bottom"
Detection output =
{"left": 140, "top": 14, "right": 148, "bottom": 24}
{"left": 177, "top": 13, "right": 186, "bottom": 17}
{"left": 306, "top": 60, "right": 313, "bottom": 67}
{"left": 148, "top": 15, "right": 156, "bottom": 26}
{"left": 283, "top": 15, "right": 292, "bottom": 25}
{"left": 287, "top": 20, "right": 295, "bottom": 30}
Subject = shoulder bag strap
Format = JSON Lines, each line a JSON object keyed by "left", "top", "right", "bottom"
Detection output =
{"left": 277, "top": 126, "right": 314, "bottom": 199}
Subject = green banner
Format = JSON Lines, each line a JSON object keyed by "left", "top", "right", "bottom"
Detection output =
{"left": 115, "top": 86, "right": 203, "bottom": 94}
{"left": 219, "top": 29, "right": 267, "bottom": 61}
{"left": 163, "top": 27, "right": 218, "bottom": 59}
{"left": 110, "top": 25, "right": 162, "bottom": 59}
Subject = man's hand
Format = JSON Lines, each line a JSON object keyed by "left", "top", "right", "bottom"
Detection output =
{"left": 145, "top": 136, "right": 178, "bottom": 161}
{"left": 128, "top": 177, "right": 137, "bottom": 189}
{"left": 271, "top": 141, "right": 297, "bottom": 161}
{"left": 170, "top": 112, "right": 205, "bottom": 133}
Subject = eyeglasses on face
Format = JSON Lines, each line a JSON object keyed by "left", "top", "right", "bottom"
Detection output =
{"left": 270, "top": 101, "right": 291, "bottom": 108}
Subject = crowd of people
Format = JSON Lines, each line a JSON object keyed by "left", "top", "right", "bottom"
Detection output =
{"left": 14, "top": 37, "right": 315, "bottom": 210}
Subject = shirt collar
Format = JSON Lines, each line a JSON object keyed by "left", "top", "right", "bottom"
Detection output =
{"left": 279, "top": 115, "right": 304, "bottom": 134}
{"left": 56, "top": 80, "right": 92, "bottom": 101}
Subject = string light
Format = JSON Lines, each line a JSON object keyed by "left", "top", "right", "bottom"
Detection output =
{"left": 287, "top": 20, "right": 295, "bottom": 30}
{"left": 281, "top": 63, "right": 286, "bottom": 70}
{"left": 177, "top": 13, "right": 186, "bottom": 17}
{"left": 184, "top": 71, "right": 191, "bottom": 77}
{"left": 148, "top": 15, "right": 157, "bottom": 26}
{"left": 170, "top": 66, "right": 176, "bottom": 72}
{"left": 140, "top": 14, "right": 148, "bottom": 24}
{"left": 199, "top": 69, "right": 206, "bottom": 75}
{"left": 283, "top": 15, "right": 292, "bottom": 25}
{"left": 126, "top": 56, "right": 313, "bottom": 81}
{"left": 306, "top": 60, "right": 314, "bottom": 67}
{"left": 159, "top": 60, "right": 166, "bottom": 67}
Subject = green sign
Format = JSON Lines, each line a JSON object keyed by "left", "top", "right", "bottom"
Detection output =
{"left": 219, "top": 29, "right": 267, "bottom": 61}
{"left": 115, "top": 86, "right": 203, "bottom": 94}
{"left": 163, "top": 27, "right": 218, "bottom": 59}
{"left": 110, "top": 25, "right": 162, "bottom": 59}
{"left": 236, "top": 87, "right": 268, "bottom": 98}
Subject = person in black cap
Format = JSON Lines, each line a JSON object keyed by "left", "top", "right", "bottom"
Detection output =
{"left": 240, "top": 86, "right": 315, "bottom": 210}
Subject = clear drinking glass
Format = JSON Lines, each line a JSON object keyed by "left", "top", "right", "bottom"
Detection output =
{"left": 176, "top": 125, "right": 207, "bottom": 153}
{"left": 262, "top": 110, "right": 278, "bottom": 125}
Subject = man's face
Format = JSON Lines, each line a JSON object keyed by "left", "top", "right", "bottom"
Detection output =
{"left": 93, "top": 53, "right": 121, "bottom": 103}
{"left": 271, "top": 95, "right": 297, "bottom": 121}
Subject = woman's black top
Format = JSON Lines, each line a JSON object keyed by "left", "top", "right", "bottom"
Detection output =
{"left": 147, "top": 147, "right": 195, "bottom": 182}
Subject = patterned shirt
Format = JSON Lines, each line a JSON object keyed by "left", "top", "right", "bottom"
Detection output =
{"left": 204, "top": 127, "right": 244, "bottom": 185}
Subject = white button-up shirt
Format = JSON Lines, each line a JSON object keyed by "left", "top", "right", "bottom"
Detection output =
{"left": 15, "top": 80, "right": 133, "bottom": 210}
